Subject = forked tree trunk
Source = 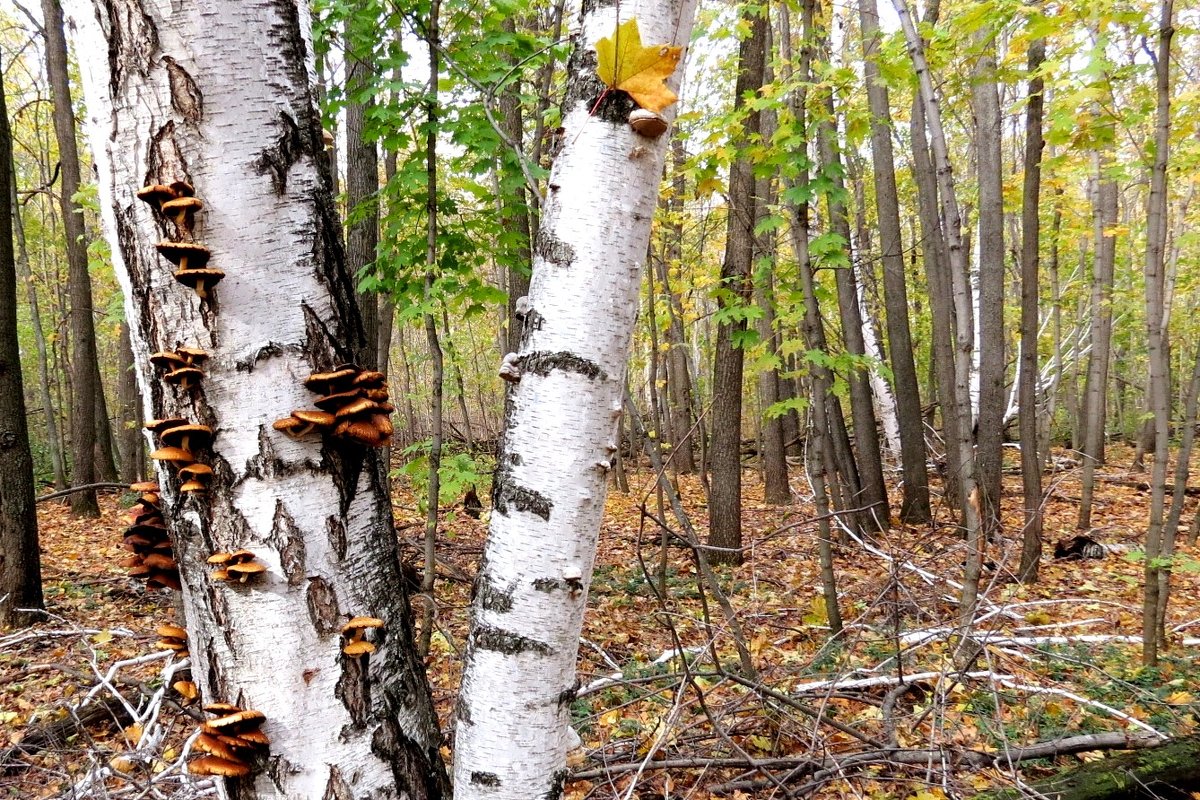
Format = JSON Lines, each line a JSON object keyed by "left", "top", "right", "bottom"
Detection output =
{"left": 453, "top": 0, "right": 697, "bottom": 792}
{"left": 65, "top": 2, "right": 448, "bottom": 796}
{"left": 0, "top": 56, "right": 43, "bottom": 630}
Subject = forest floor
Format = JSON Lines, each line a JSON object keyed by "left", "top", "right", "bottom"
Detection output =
{"left": 3, "top": 446, "right": 1200, "bottom": 799}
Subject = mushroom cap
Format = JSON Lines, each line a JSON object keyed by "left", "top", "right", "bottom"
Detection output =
{"left": 629, "top": 108, "right": 669, "bottom": 138}
{"left": 176, "top": 347, "right": 209, "bottom": 364}
{"left": 148, "top": 570, "right": 183, "bottom": 591}
{"left": 156, "top": 241, "right": 212, "bottom": 268}
{"left": 129, "top": 481, "right": 160, "bottom": 493}
{"left": 335, "top": 419, "right": 384, "bottom": 446}
{"left": 149, "top": 446, "right": 195, "bottom": 463}
{"left": 228, "top": 549, "right": 256, "bottom": 564}
{"left": 353, "top": 370, "right": 385, "bottom": 388}
{"left": 172, "top": 680, "right": 199, "bottom": 700}
{"left": 163, "top": 366, "right": 205, "bottom": 386}
{"left": 162, "top": 196, "right": 204, "bottom": 215}
{"left": 293, "top": 409, "right": 335, "bottom": 427}
{"left": 168, "top": 180, "right": 195, "bottom": 198}
{"left": 304, "top": 368, "right": 358, "bottom": 392}
{"left": 334, "top": 397, "right": 379, "bottom": 419}
{"left": 136, "top": 184, "right": 177, "bottom": 208}
{"left": 207, "top": 709, "right": 266, "bottom": 734}
{"left": 365, "top": 388, "right": 390, "bottom": 402}
{"left": 227, "top": 562, "right": 267, "bottom": 579}
{"left": 203, "top": 702, "right": 242, "bottom": 715}
{"left": 179, "top": 463, "right": 214, "bottom": 479}
{"left": 160, "top": 424, "right": 213, "bottom": 448}
{"left": 313, "top": 389, "right": 362, "bottom": 412}
{"left": 155, "top": 624, "right": 187, "bottom": 640}
{"left": 343, "top": 640, "right": 377, "bottom": 657}
{"left": 174, "top": 268, "right": 226, "bottom": 296}
{"left": 180, "top": 479, "right": 208, "bottom": 493}
{"left": 143, "top": 553, "right": 177, "bottom": 571}
{"left": 207, "top": 552, "right": 234, "bottom": 565}
{"left": 155, "top": 638, "right": 188, "bottom": 651}
{"left": 144, "top": 418, "right": 188, "bottom": 434}
{"left": 150, "top": 351, "right": 187, "bottom": 369}
{"left": 194, "top": 732, "right": 241, "bottom": 762}
{"left": 272, "top": 416, "right": 307, "bottom": 437}
{"left": 127, "top": 563, "right": 152, "bottom": 577}
{"left": 224, "top": 728, "right": 270, "bottom": 749}
{"left": 371, "top": 414, "right": 394, "bottom": 437}
{"left": 188, "top": 755, "right": 251, "bottom": 778}
{"left": 210, "top": 568, "right": 231, "bottom": 581}
{"left": 342, "top": 616, "right": 385, "bottom": 633}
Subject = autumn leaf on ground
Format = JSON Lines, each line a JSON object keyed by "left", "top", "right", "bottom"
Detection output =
{"left": 595, "top": 18, "right": 683, "bottom": 113}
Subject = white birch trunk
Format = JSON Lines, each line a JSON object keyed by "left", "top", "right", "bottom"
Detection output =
{"left": 452, "top": 0, "right": 697, "bottom": 795}
{"left": 854, "top": 271, "right": 901, "bottom": 460}
{"left": 64, "top": 3, "right": 447, "bottom": 798}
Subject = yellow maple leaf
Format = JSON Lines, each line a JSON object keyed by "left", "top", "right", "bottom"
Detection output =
{"left": 595, "top": 19, "right": 683, "bottom": 113}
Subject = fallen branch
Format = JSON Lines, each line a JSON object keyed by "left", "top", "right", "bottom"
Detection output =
{"left": 35, "top": 482, "right": 130, "bottom": 503}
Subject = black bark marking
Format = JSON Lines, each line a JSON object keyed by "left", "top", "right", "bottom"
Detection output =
{"left": 301, "top": 303, "right": 358, "bottom": 387}
{"left": 146, "top": 120, "right": 190, "bottom": 193}
{"left": 305, "top": 576, "right": 340, "bottom": 636}
{"left": 534, "top": 228, "right": 575, "bottom": 268}
{"left": 473, "top": 624, "right": 552, "bottom": 656}
{"left": 521, "top": 351, "right": 606, "bottom": 381}
{"left": 544, "top": 769, "right": 569, "bottom": 800}
{"left": 104, "top": 0, "right": 158, "bottom": 96}
{"left": 477, "top": 576, "right": 514, "bottom": 612}
{"left": 492, "top": 462, "right": 552, "bottom": 521}
{"left": 521, "top": 308, "right": 545, "bottom": 347}
{"left": 270, "top": 501, "right": 306, "bottom": 587}
{"left": 556, "top": 681, "right": 579, "bottom": 707}
{"left": 325, "top": 439, "right": 365, "bottom": 518}
{"left": 471, "top": 772, "right": 501, "bottom": 787}
{"left": 533, "top": 577, "right": 560, "bottom": 593}
{"left": 563, "top": 45, "right": 634, "bottom": 126}
{"left": 334, "top": 650, "right": 370, "bottom": 727}
{"left": 371, "top": 713, "right": 448, "bottom": 800}
{"left": 161, "top": 55, "right": 203, "bottom": 123}
{"left": 253, "top": 111, "right": 302, "bottom": 194}
{"left": 207, "top": 578, "right": 229, "bottom": 629}
{"left": 233, "top": 341, "right": 302, "bottom": 372}
{"left": 326, "top": 515, "right": 348, "bottom": 560}
{"left": 322, "top": 766, "right": 353, "bottom": 800}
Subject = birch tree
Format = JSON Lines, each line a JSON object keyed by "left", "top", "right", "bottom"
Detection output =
{"left": 453, "top": 0, "right": 698, "bottom": 792}
{"left": 64, "top": 1, "right": 448, "bottom": 796}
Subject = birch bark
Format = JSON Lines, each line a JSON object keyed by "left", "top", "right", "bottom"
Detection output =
{"left": 64, "top": 2, "right": 447, "bottom": 797}
{"left": 453, "top": 0, "right": 697, "bottom": 793}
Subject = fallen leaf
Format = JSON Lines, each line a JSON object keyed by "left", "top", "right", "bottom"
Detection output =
{"left": 595, "top": 19, "right": 683, "bottom": 113}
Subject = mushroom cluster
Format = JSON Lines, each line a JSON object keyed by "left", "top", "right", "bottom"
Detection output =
{"left": 188, "top": 702, "right": 270, "bottom": 778}
{"left": 121, "top": 482, "right": 181, "bottom": 590}
{"left": 340, "top": 616, "right": 384, "bottom": 657}
{"left": 273, "top": 365, "right": 394, "bottom": 448}
{"left": 207, "top": 550, "right": 266, "bottom": 584}
{"left": 155, "top": 624, "right": 188, "bottom": 656}
{"left": 137, "top": 181, "right": 223, "bottom": 300}
{"left": 146, "top": 418, "right": 214, "bottom": 494}
{"left": 150, "top": 347, "right": 209, "bottom": 392}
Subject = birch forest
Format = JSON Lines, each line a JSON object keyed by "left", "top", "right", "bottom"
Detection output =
{"left": 2, "top": 0, "right": 1200, "bottom": 798}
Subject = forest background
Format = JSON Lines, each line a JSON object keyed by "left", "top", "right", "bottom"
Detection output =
{"left": 1, "top": 0, "right": 1200, "bottom": 797}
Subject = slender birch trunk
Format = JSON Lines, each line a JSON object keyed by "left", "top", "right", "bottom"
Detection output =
{"left": 65, "top": 2, "right": 448, "bottom": 796}
{"left": 453, "top": 0, "right": 697, "bottom": 792}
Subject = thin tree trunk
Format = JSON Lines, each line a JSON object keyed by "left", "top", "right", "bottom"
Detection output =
{"left": 67, "top": 1, "right": 450, "bottom": 793}
{"left": 93, "top": 367, "right": 119, "bottom": 482}
{"left": 708, "top": 4, "right": 768, "bottom": 565}
{"left": 852, "top": 0, "right": 929, "bottom": 517}
{"left": 11, "top": 160, "right": 66, "bottom": 490}
{"left": 660, "top": 139, "right": 697, "bottom": 474}
{"left": 1141, "top": 0, "right": 1174, "bottom": 666}
{"left": 1017, "top": 33, "right": 1046, "bottom": 583}
{"left": 1159, "top": 341, "right": 1200, "bottom": 640}
{"left": 115, "top": 322, "right": 144, "bottom": 484}
{"left": 500, "top": 17, "right": 533, "bottom": 356}
{"left": 453, "top": 0, "right": 697, "bottom": 791}
{"left": 43, "top": 0, "right": 100, "bottom": 516}
{"left": 0, "top": 54, "right": 43, "bottom": 629}
{"left": 345, "top": 17, "right": 380, "bottom": 369}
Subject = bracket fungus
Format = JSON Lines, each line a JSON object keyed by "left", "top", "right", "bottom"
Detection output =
{"left": 629, "top": 108, "right": 668, "bottom": 138}
{"left": 341, "top": 616, "right": 384, "bottom": 657}
{"left": 275, "top": 365, "right": 394, "bottom": 448}
{"left": 172, "top": 680, "right": 199, "bottom": 703}
{"left": 155, "top": 624, "right": 188, "bottom": 654}
{"left": 121, "top": 490, "right": 180, "bottom": 590}
{"left": 161, "top": 195, "right": 204, "bottom": 237}
{"left": 189, "top": 703, "right": 270, "bottom": 779}
{"left": 208, "top": 550, "right": 266, "bottom": 584}
{"left": 156, "top": 241, "right": 222, "bottom": 299}
{"left": 151, "top": 348, "right": 210, "bottom": 391}
{"left": 160, "top": 424, "right": 213, "bottom": 454}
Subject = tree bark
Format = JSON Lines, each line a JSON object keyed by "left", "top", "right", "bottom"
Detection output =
{"left": 345, "top": 17, "right": 380, "bottom": 370}
{"left": 708, "top": 4, "right": 767, "bottom": 565}
{"left": 452, "top": 0, "right": 697, "bottom": 791}
{"left": 66, "top": 1, "right": 449, "bottom": 795}
{"left": 1017, "top": 33, "right": 1046, "bottom": 583}
{"left": 43, "top": 0, "right": 100, "bottom": 517}
{"left": 499, "top": 16, "right": 533, "bottom": 357}
{"left": 0, "top": 53, "right": 43, "bottom": 630}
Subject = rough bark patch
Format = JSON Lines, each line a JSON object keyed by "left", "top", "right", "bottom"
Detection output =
{"left": 534, "top": 229, "right": 576, "bottom": 268}
{"left": 305, "top": 576, "right": 340, "bottom": 636}
{"left": 473, "top": 623, "right": 552, "bottom": 656}
{"left": 326, "top": 515, "right": 348, "bottom": 560}
{"left": 491, "top": 462, "right": 552, "bottom": 521}
{"left": 520, "top": 351, "right": 605, "bottom": 381}
{"left": 162, "top": 56, "right": 203, "bottom": 123}
{"left": 104, "top": 0, "right": 158, "bottom": 96}
{"left": 147, "top": 120, "right": 190, "bottom": 189}
{"left": 322, "top": 765, "right": 353, "bottom": 800}
{"left": 335, "top": 652, "right": 370, "bottom": 727}
{"left": 544, "top": 768, "right": 569, "bottom": 800}
{"left": 471, "top": 772, "right": 501, "bottom": 787}
{"left": 270, "top": 500, "right": 306, "bottom": 586}
{"left": 476, "top": 576, "right": 514, "bottom": 612}
{"left": 371, "top": 715, "right": 447, "bottom": 800}
{"left": 253, "top": 111, "right": 302, "bottom": 194}
{"left": 562, "top": 47, "right": 633, "bottom": 126}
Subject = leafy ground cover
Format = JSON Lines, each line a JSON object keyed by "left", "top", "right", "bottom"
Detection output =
{"left": 3, "top": 446, "right": 1200, "bottom": 798}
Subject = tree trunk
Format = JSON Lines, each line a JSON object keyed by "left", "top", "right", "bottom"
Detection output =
{"left": 43, "top": 0, "right": 100, "bottom": 516}
{"left": 116, "top": 322, "right": 144, "bottom": 484}
{"left": 1141, "top": 0, "right": 1174, "bottom": 666}
{"left": 0, "top": 55, "right": 43, "bottom": 630}
{"left": 66, "top": 1, "right": 450, "bottom": 795}
{"left": 708, "top": 4, "right": 767, "bottom": 565}
{"left": 10, "top": 160, "right": 66, "bottom": 490}
{"left": 452, "top": 0, "right": 697, "bottom": 791}
{"left": 345, "top": 18, "right": 380, "bottom": 369}
{"left": 93, "top": 366, "right": 120, "bottom": 482}
{"left": 660, "top": 139, "right": 697, "bottom": 474}
{"left": 499, "top": 16, "right": 533, "bottom": 357}
{"left": 858, "top": 0, "right": 930, "bottom": 523}
{"left": 1017, "top": 33, "right": 1046, "bottom": 583}
{"left": 972, "top": 24, "right": 1005, "bottom": 537}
